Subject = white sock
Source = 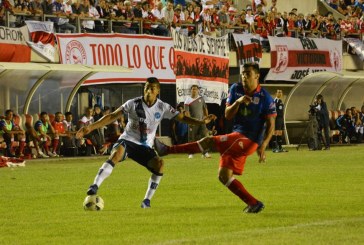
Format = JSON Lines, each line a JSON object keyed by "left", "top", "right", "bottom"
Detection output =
{"left": 143, "top": 174, "right": 163, "bottom": 200}
{"left": 94, "top": 160, "right": 115, "bottom": 187}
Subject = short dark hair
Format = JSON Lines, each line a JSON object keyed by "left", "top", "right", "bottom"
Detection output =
{"left": 243, "top": 62, "right": 260, "bottom": 74}
{"left": 146, "top": 77, "right": 160, "bottom": 87}
{"left": 65, "top": 111, "right": 72, "bottom": 117}
{"left": 190, "top": 84, "right": 199, "bottom": 90}
{"left": 316, "top": 94, "right": 324, "bottom": 101}
{"left": 40, "top": 111, "right": 48, "bottom": 117}
{"left": 5, "top": 109, "right": 13, "bottom": 116}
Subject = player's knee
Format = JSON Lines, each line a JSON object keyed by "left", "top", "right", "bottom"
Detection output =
{"left": 218, "top": 174, "right": 229, "bottom": 185}
{"left": 148, "top": 158, "right": 164, "bottom": 173}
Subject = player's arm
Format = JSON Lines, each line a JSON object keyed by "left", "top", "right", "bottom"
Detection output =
{"left": 257, "top": 115, "right": 276, "bottom": 163}
{"left": 225, "top": 95, "right": 252, "bottom": 120}
{"left": 76, "top": 108, "right": 123, "bottom": 139}
{"left": 175, "top": 112, "right": 216, "bottom": 125}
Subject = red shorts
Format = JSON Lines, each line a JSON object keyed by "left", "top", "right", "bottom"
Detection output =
{"left": 212, "top": 132, "right": 258, "bottom": 175}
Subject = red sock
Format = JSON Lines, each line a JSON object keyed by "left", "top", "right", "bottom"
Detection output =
{"left": 227, "top": 178, "right": 257, "bottom": 206}
{"left": 52, "top": 139, "right": 59, "bottom": 153}
{"left": 169, "top": 142, "right": 201, "bottom": 154}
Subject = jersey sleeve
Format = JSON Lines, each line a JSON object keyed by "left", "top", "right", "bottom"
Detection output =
{"left": 119, "top": 98, "right": 135, "bottom": 114}
{"left": 263, "top": 91, "right": 277, "bottom": 118}
{"left": 162, "top": 102, "right": 179, "bottom": 120}
{"left": 226, "top": 83, "right": 237, "bottom": 106}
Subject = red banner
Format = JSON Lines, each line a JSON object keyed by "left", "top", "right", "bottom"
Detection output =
{"left": 0, "top": 26, "right": 31, "bottom": 62}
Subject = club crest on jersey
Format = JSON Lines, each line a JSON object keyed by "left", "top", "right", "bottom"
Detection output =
{"left": 220, "top": 135, "right": 228, "bottom": 142}
{"left": 154, "top": 112, "right": 161, "bottom": 119}
{"left": 253, "top": 97, "right": 260, "bottom": 104}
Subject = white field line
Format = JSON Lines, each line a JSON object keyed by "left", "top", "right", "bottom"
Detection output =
{"left": 153, "top": 217, "right": 364, "bottom": 245}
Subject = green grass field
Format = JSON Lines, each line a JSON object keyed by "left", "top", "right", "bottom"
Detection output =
{"left": 1, "top": 145, "right": 364, "bottom": 245}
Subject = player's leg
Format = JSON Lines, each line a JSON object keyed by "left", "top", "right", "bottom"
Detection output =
{"left": 155, "top": 136, "right": 216, "bottom": 156}
{"left": 86, "top": 141, "right": 126, "bottom": 195}
{"left": 218, "top": 135, "right": 264, "bottom": 213}
{"left": 141, "top": 156, "right": 164, "bottom": 208}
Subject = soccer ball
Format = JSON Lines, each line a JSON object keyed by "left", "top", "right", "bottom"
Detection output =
{"left": 83, "top": 195, "right": 104, "bottom": 211}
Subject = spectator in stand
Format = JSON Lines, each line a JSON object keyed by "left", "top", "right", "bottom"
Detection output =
{"left": 80, "top": 0, "right": 100, "bottom": 33}
{"left": 329, "top": 0, "right": 339, "bottom": 10}
{"left": 42, "top": 0, "right": 54, "bottom": 22}
{"left": 174, "top": 0, "right": 186, "bottom": 8}
{"left": 29, "top": 0, "right": 43, "bottom": 17}
{"left": 113, "top": 0, "right": 136, "bottom": 34}
{"left": 0, "top": 110, "right": 26, "bottom": 157}
{"left": 338, "top": 0, "right": 349, "bottom": 15}
{"left": 245, "top": 5, "right": 255, "bottom": 32}
{"left": 234, "top": 10, "right": 249, "bottom": 34}
{"left": 162, "top": 0, "right": 174, "bottom": 27}
{"left": 52, "top": 0, "right": 76, "bottom": 33}
{"left": 72, "top": 0, "right": 83, "bottom": 16}
{"left": 34, "top": 112, "right": 59, "bottom": 157}
{"left": 151, "top": 2, "right": 169, "bottom": 36}
{"left": 252, "top": 0, "right": 267, "bottom": 13}
{"left": 95, "top": 0, "right": 109, "bottom": 32}
{"left": 173, "top": 6, "right": 184, "bottom": 31}
{"left": 274, "top": 12, "right": 285, "bottom": 36}
{"left": 218, "top": 5, "right": 230, "bottom": 35}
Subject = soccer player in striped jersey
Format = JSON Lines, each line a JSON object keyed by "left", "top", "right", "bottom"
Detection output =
{"left": 76, "top": 77, "right": 216, "bottom": 208}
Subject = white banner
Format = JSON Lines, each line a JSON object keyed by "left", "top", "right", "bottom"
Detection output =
{"left": 344, "top": 37, "right": 364, "bottom": 61}
{"left": 232, "top": 33, "right": 262, "bottom": 73}
{"left": 266, "top": 36, "right": 342, "bottom": 81}
{"left": 172, "top": 29, "right": 229, "bottom": 105}
{"left": 56, "top": 33, "right": 176, "bottom": 84}
{"left": 25, "top": 21, "right": 56, "bottom": 62}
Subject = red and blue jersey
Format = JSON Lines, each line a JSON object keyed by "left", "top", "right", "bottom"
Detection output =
{"left": 226, "top": 83, "right": 277, "bottom": 144}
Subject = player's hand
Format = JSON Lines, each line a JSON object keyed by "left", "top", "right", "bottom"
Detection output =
{"left": 203, "top": 114, "right": 217, "bottom": 124}
{"left": 257, "top": 147, "right": 266, "bottom": 163}
{"left": 236, "top": 95, "right": 252, "bottom": 105}
{"left": 76, "top": 126, "right": 91, "bottom": 139}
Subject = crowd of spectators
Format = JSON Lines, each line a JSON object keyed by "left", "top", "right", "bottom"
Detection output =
{"left": 1, "top": 0, "right": 364, "bottom": 39}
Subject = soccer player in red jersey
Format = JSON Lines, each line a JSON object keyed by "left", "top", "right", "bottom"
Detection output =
{"left": 155, "top": 63, "right": 277, "bottom": 213}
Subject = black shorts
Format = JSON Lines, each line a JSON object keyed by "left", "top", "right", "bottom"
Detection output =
{"left": 113, "top": 139, "right": 157, "bottom": 169}
{"left": 275, "top": 117, "right": 284, "bottom": 130}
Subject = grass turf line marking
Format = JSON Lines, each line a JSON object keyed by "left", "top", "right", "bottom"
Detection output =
{"left": 153, "top": 217, "right": 364, "bottom": 245}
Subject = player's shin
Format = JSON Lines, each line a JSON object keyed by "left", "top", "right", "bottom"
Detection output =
{"left": 225, "top": 177, "right": 258, "bottom": 206}
{"left": 143, "top": 173, "right": 163, "bottom": 201}
{"left": 93, "top": 159, "right": 115, "bottom": 187}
